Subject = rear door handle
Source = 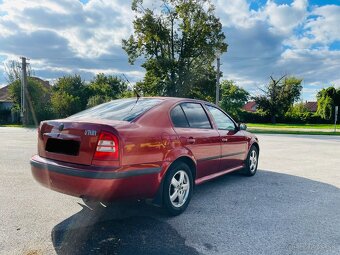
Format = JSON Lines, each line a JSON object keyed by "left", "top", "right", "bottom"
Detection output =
{"left": 187, "top": 137, "right": 196, "bottom": 144}
{"left": 221, "top": 138, "right": 228, "bottom": 142}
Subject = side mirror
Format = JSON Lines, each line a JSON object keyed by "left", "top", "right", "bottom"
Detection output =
{"left": 239, "top": 123, "right": 247, "bottom": 131}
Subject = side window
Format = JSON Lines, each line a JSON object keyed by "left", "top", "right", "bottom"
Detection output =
{"left": 181, "top": 103, "right": 212, "bottom": 129}
{"left": 170, "top": 105, "right": 189, "bottom": 128}
{"left": 206, "top": 105, "right": 236, "bottom": 130}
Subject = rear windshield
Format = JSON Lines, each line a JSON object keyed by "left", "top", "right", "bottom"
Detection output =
{"left": 67, "top": 98, "right": 163, "bottom": 122}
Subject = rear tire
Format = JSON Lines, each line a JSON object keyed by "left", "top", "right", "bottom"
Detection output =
{"left": 162, "top": 162, "right": 193, "bottom": 216}
{"left": 242, "top": 145, "right": 259, "bottom": 176}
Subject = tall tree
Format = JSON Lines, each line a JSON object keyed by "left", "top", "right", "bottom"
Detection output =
{"left": 87, "top": 73, "right": 127, "bottom": 99}
{"left": 123, "top": 0, "right": 227, "bottom": 100}
{"left": 316, "top": 86, "right": 340, "bottom": 121}
{"left": 4, "top": 60, "right": 32, "bottom": 83}
{"left": 220, "top": 80, "right": 249, "bottom": 119}
{"left": 9, "top": 77, "right": 52, "bottom": 125}
{"left": 51, "top": 75, "right": 87, "bottom": 118}
{"left": 253, "top": 76, "right": 303, "bottom": 124}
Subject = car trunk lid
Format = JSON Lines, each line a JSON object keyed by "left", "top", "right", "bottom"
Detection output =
{"left": 38, "top": 119, "right": 126, "bottom": 166}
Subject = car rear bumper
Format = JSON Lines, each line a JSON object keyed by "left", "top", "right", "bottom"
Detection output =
{"left": 30, "top": 155, "right": 162, "bottom": 201}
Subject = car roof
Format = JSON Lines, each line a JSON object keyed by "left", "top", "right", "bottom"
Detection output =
{"left": 139, "top": 96, "right": 216, "bottom": 106}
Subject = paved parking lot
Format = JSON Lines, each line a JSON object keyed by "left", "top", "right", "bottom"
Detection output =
{"left": 0, "top": 127, "right": 339, "bottom": 255}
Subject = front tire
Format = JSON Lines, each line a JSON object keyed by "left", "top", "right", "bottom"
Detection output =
{"left": 242, "top": 145, "right": 259, "bottom": 176}
{"left": 163, "top": 162, "right": 193, "bottom": 216}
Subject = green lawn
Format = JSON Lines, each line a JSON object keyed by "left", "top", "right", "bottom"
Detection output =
{"left": 247, "top": 123, "right": 339, "bottom": 129}
{"left": 0, "top": 124, "right": 37, "bottom": 128}
{"left": 249, "top": 129, "right": 340, "bottom": 136}
{"left": 0, "top": 124, "right": 24, "bottom": 127}
{"left": 247, "top": 123, "right": 340, "bottom": 135}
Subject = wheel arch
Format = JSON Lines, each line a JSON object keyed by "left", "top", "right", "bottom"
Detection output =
{"left": 251, "top": 141, "right": 260, "bottom": 155}
{"left": 152, "top": 155, "right": 197, "bottom": 206}
{"left": 170, "top": 156, "right": 197, "bottom": 181}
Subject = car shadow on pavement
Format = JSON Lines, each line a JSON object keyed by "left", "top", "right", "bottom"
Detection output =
{"left": 51, "top": 199, "right": 199, "bottom": 255}
{"left": 51, "top": 169, "right": 340, "bottom": 255}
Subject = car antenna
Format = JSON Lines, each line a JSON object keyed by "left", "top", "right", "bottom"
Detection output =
{"left": 122, "top": 74, "right": 141, "bottom": 99}
{"left": 122, "top": 74, "right": 141, "bottom": 114}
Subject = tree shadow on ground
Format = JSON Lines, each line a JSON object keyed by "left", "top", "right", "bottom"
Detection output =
{"left": 52, "top": 169, "right": 340, "bottom": 255}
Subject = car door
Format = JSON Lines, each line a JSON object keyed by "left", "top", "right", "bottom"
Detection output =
{"left": 170, "top": 102, "right": 221, "bottom": 178}
{"left": 205, "top": 105, "right": 247, "bottom": 170}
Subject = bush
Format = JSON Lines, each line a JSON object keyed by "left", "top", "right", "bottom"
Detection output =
{"left": 237, "top": 110, "right": 271, "bottom": 123}
{"left": 237, "top": 109, "right": 329, "bottom": 124}
{"left": 283, "top": 103, "right": 329, "bottom": 124}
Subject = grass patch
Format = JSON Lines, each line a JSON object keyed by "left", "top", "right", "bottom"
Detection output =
{"left": 247, "top": 123, "right": 340, "bottom": 135}
{"left": 0, "top": 124, "right": 24, "bottom": 127}
{"left": 247, "top": 123, "right": 339, "bottom": 129}
{"left": 249, "top": 129, "right": 340, "bottom": 136}
{"left": 0, "top": 124, "right": 36, "bottom": 128}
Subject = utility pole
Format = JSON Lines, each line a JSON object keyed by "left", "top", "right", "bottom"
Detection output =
{"left": 216, "top": 53, "right": 221, "bottom": 106}
{"left": 335, "top": 106, "right": 338, "bottom": 132}
{"left": 20, "top": 57, "right": 28, "bottom": 125}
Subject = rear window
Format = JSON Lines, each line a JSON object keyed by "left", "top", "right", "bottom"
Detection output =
{"left": 68, "top": 98, "right": 163, "bottom": 122}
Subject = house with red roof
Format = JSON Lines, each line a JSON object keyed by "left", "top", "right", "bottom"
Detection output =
{"left": 304, "top": 101, "right": 318, "bottom": 112}
{"left": 242, "top": 101, "right": 257, "bottom": 112}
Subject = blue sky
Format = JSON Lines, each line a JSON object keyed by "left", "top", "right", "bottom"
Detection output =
{"left": 0, "top": 0, "right": 340, "bottom": 101}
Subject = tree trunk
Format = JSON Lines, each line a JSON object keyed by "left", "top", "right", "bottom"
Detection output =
{"left": 271, "top": 115, "right": 276, "bottom": 124}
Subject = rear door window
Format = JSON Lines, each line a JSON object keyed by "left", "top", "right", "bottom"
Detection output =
{"left": 170, "top": 105, "right": 190, "bottom": 128}
{"left": 181, "top": 103, "right": 212, "bottom": 129}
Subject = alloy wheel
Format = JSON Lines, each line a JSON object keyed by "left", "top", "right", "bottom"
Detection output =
{"left": 249, "top": 149, "right": 257, "bottom": 172}
{"left": 169, "top": 170, "right": 190, "bottom": 208}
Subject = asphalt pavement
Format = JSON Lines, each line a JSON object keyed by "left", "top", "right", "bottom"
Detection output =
{"left": 0, "top": 127, "right": 339, "bottom": 255}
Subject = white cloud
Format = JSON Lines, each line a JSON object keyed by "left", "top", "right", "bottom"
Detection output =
{"left": 216, "top": 0, "right": 256, "bottom": 28}
{"left": 286, "top": 4, "right": 340, "bottom": 50}
{"left": 305, "top": 5, "right": 340, "bottom": 45}
{"left": 263, "top": 0, "right": 308, "bottom": 34}
{"left": 0, "top": 0, "right": 134, "bottom": 58}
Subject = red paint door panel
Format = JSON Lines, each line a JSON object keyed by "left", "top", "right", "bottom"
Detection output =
{"left": 170, "top": 103, "right": 221, "bottom": 178}
{"left": 218, "top": 130, "right": 247, "bottom": 170}
{"left": 205, "top": 105, "right": 247, "bottom": 170}
{"left": 174, "top": 127, "right": 221, "bottom": 178}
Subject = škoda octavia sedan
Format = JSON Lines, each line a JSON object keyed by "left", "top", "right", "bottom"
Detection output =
{"left": 31, "top": 97, "right": 259, "bottom": 215}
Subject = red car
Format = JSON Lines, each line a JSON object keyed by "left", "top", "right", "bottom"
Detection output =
{"left": 30, "top": 97, "right": 259, "bottom": 215}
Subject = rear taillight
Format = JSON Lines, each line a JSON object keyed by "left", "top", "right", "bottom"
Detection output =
{"left": 93, "top": 131, "right": 119, "bottom": 160}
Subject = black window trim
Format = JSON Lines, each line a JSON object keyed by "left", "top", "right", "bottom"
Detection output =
{"left": 170, "top": 101, "right": 213, "bottom": 130}
{"left": 204, "top": 103, "right": 238, "bottom": 131}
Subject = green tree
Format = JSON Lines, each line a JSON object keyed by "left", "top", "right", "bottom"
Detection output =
{"left": 220, "top": 80, "right": 249, "bottom": 119}
{"left": 253, "top": 76, "right": 303, "bottom": 124}
{"left": 86, "top": 95, "right": 108, "bottom": 108}
{"left": 316, "top": 86, "right": 340, "bottom": 120}
{"left": 9, "top": 77, "right": 52, "bottom": 125}
{"left": 51, "top": 92, "right": 82, "bottom": 118}
{"left": 87, "top": 73, "right": 127, "bottom": 101}
{"left": 123, "top": 0, "right": 227, "bottom": 100}
{"left": 51, "top": 75, "right": 87, "bottom": 118}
